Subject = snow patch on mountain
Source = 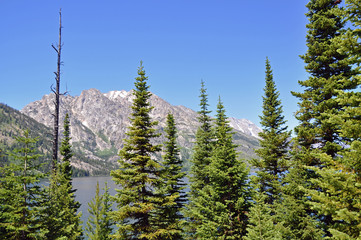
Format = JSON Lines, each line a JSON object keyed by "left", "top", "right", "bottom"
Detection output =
{"left": 228, "top": 117, "right": 261, "bottom": 139}
{"left": 104, "top": 90, "right": 128, "bottom": 101}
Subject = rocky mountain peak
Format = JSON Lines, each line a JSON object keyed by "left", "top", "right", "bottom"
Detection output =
{"left": 21, "top": 88, "right": 261, "bottom": 175}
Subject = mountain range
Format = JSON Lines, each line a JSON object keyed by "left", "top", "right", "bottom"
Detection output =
{"left": 2, "top": 88, "right": 261, "bottom": 176}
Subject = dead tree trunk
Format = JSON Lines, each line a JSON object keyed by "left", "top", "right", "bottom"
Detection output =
{"left": 51, "top": 9, "right": 63, "bottom": 170}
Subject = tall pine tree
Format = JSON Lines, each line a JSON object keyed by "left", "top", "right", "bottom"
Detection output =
{"left": 290, "top": 0, "right": 358, "bottom": 236}
{"left": 152, "top": 113, "right": 187, "bottom": 239}
{"left": 292, "top": 0, "right": 356, "bottom": 158}
{"left": 111, "top": 62, "right": 162, "bottom": 239}
{"left": 195, "top": 97, "right": 251, "bottom": 239}
{"left": 303, "top": 2, "right": 361, "bottom": 236}
{"left": 184, "top": 80, "right": 214, "bottom": 238}
{"left": 252, "top": 57, "right": 291, "bottom": 205}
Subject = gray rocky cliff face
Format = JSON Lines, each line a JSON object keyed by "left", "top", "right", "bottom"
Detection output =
{"left": 21, "top": 89, "right": 261, "bottom": 175}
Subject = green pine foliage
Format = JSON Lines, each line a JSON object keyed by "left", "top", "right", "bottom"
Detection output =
{"left": 152, "top": 113, "right": 187, "bottom": 239}
{"left": 42, "top": 167, "right": 83, "bottom": 240}
{"left": 292, "top": 0, "right": 356, "bottom": 158}
{"left": 189, "top": 80, "right": 214, "bottom": 188}
{"left": 278, "top": 161, "right": 324, "bottom": 240}
{"left": 288, "top": 0, "right": 359, "bottom": 236}
{"left": 111, "top": 62, "right": 162, "bottom": 239}
{"left": 345, "top": 0, "right": 361, "bottom": 62}
{"left": 252, "top": 57, "right": 291, "bottom": 204}
{"left": 245, "top": 189, "right": 283, "bottom": 240}
{"left": 60, "top": 113, "right": 74, "bottom": 186}
{"left": 185, "top": 81, "right": 214, "bottom": 237}
{"left": 86, "top": 181, "right": 114, "bottom": 240}
{"left": 42, "top": 113, "right": 83, "bottom": 240}
{"left": 194, "top": 97, "right": 251, "bottom": 239}
{"left": 304, "top": 30, "right": 361, "bottom": 237}
{"left": 0, "top": 130, "right": 47, "bottom": 239}
{"left": 306, "top": 151, "right": 361, "bottom": 239}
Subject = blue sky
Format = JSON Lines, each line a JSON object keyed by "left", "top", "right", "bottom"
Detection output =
{"left": 0, "top": 0, "right": 309, "bottom": 131}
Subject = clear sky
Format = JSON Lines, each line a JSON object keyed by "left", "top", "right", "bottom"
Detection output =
{"left": 0, "top": 0, "right": 309, "bottom": 131}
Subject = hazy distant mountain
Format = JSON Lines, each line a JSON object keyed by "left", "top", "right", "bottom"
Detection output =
{"left": 20, "top": 89, "right": 261, "bottom": 175}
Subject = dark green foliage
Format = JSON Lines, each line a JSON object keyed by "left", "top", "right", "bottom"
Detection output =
{"left": 185, "top": 80, "right": 214, "bottom": 237}
{"left": 42, "top": 114, "right": 82, "bottom": 240}
{"left": 304, "top": 19, "right": 361, "bottom": 235}
{"left": 0, "top": 130, "right": 47, "bottom": 239}
{"left": 292, "top": 0, "right": 356, "bottom": 157}
{"left": 153, "top": 113, "right": 187, "bottom": 239}
{"left": 194, "top": 98, "right": 251, "bottom": 239}
{"left": 86, "top": 181, "right": 114, "bottom": 240}
{"left": 59, "top": 113, "right": 74, "bottom": 189}
{"left": 245, "top": 190, "right": 283, "bottom": 240}
{"left": 111, "top": 62, "right": 162, "bottom": 239}
{"left": 278, "top": 161, "right": 324, "bottom": 240}
{"left": 288, "top": 0, "right": 359, "bottom": 236}
{"left": 42, "top": 167, "right": 83, "bottom": 240}
{"left": 252, "top": 58, "right": 291, "bottom": 205}
{"left": 286, "top": 0, "right": 357, "bottom": 236}
{"left": 190, "top": 80, "right": 214, "bottom": 188}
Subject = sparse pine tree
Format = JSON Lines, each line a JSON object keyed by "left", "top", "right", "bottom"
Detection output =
{"left": 111, "top": 62, "right": 162, "bottom": 239}
{"left": 86, "top": 182, "right": 114, "bottom": 240}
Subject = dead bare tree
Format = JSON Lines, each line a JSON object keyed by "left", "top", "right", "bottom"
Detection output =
{"left": 51, "top": 9, "right": 63, "bottom": 170}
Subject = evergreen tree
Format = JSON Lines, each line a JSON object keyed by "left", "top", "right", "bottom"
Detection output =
{"left": 60, "top": 113, "right": 74, "bottom": 186}
{"left": 292, "top": 0, "right": 357, "bottom": 157}
{"left": 42, "top": 167, "right": 83, "bottom": 240}
{"left": 278, "top": 162, "right": 323, "bottom": 240}
{"left": 252, "top": 57, "right": 291, "bottom": 204}
{"left": 305, "top": 23, "right": 361, "bottom": 236}
{"left": 190, "top": 80, "right": 213, "bottom": 187}
{"left": 184, "top": 80, "right": 214, "bottom": 237}
{"left": 86, "top": 182, "right": 114, "bottom": 240}
{"left": 152, "top": 113, "right": 187, "bottom": 239}
{"left": 245, "top": 189, "right": 283, "bottom": 240}
{"left": 0, "top": 130, "right": 47, "bottom": 239}
{"left": 195, "top": 97, "right": 251, "bottom": 239}
{"left": 111, "top": 62, "right": 162, "bottom": 239}
{"left": 42, "top": 113, "right": 82, "bottom": 240}
{"left": 289, "top": 0, "right": 358, "bottom": 235}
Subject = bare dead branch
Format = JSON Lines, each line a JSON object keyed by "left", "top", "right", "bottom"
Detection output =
{"left": 52, "top": 44, "right": 59, "bottom": 53}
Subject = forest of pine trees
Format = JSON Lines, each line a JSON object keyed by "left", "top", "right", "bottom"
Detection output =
{"left": 1, "top": 0, "right": 361, "bottom": 239}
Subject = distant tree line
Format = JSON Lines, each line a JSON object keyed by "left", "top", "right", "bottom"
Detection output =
{"left": 1, "top": 0, "right": 361, "bottom": 239}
